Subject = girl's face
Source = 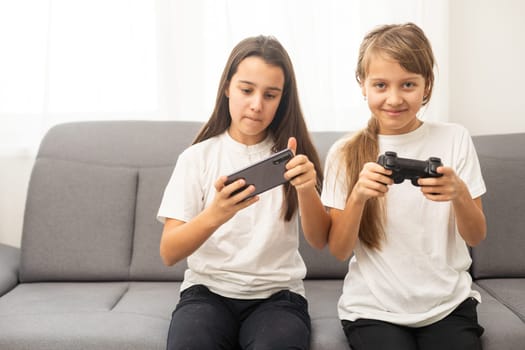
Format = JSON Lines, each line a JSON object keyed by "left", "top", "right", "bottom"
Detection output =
{"left": 226, "top": 56, "right": 285, "bottom": 145}
{"left": 361, "top": 54, "right": 427, "bottom": 135}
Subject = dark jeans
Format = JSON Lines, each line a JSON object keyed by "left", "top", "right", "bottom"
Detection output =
{"left": 166, "top": 284, "right": 311, "bottom": 350}
{"left": 342, "top": 297, "right": 484, "bottom": 350}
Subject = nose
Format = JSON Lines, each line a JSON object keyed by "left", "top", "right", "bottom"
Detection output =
{"left": 386, "top": 90, "right": 403, "bottom": 106}
{"left": 250, "top": 93, "right": 263, "bottom": 112}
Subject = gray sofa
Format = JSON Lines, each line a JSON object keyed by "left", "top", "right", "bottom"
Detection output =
{"left": 0, "top": 120, "right": 523, "bottom": 350}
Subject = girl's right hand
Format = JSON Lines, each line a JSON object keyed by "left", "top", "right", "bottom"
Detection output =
{"left": 208, "top": 176, "right": 259, "bottom": 224}
{"left": 350, "top": 162, "right": 393, "bottom": 204}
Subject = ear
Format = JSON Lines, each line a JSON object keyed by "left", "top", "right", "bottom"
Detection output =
{"left": 424, "top": 84, "right": 431, "bottom": 98}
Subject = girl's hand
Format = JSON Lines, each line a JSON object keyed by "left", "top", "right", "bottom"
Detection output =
{"left": 350, "top": 162, "right": 393, "bottom": 204}
{"left": 208, "top": 176, "right": 259, "bottom": 224}
{"left": 284, "top": 137, "right": 317, "bottom": 192}
{"left": 418, "top": 166, "right": 468, "bottom": 201}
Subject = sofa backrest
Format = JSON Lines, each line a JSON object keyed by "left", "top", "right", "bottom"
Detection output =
{"left": 20, "top": 121, "right": 200, "bottom": 282}
{"left": 19, "top": 121, "right": 349, "bottom": 283}
{"left": 471, "top": 133, "right": 525, "bottom": 279}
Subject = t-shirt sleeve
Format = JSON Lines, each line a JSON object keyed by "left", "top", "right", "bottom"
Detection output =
{"left": 157, "top": 148, "right": 204, "bottom": 223}
{"left": 321, "top": 138, "right": 350, "bottom": 210}
{"left": 455, "top": 126, "right": 486, "bottom": 199}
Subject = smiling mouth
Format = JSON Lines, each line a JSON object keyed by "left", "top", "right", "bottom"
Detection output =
{"left": 384, "top": 109, "right": 406, "bottom": 116}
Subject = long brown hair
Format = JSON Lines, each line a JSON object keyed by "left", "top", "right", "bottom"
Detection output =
{"left": 344, "top": 23, "right": 436, "bottom": 249}
{"left": 194, "top": 35, "right": 322, "bottom": 221}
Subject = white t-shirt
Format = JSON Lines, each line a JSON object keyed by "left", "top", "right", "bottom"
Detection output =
{"left": 157, "top": 131, "right": 306, "bottom": 299}
{"left": 322, "top": 121, "right": 486, "bottom": 327}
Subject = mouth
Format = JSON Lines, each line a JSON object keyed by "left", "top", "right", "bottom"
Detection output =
{"left": 383, "top": 109, "right": 407, "bottom": 117}
{"left": 243, "top": 116, "right": 262, "bottom": 123}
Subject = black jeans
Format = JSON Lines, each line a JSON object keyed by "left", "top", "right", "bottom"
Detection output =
{"left": 166, "top": 284, "right": 311, "bottom": 350}
{"left": 342, "top": 297, "right": 484, "bottom": 350}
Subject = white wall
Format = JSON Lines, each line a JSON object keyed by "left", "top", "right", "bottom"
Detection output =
{"left": 2, "top": 1, "right": 525, "bottom": 248}
{"left": 449, "top": 0, "right": 525, "bottom": 135}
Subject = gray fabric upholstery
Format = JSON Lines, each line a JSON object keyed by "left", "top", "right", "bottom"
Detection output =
{"left": 130, "top": 166, "right": 187, "bottom": 281}
{"left": 0, "top": 122, "right": 524, "bottom": 349}
{"left": 474, "top": 283, "right": 525, "bottom": 349}
{"left": 0, "top": 282, "right": 179, "bottom": 350}
{"left": 476, "top": 279, "right": 525, "bottom": 322}
{"left": 20, "top": 159, "right": 137, "bottom": 282}
{"left": 470, "top": 155, "right": 525, "bottom": 278}
{"left": 0, "top": 244, "right": 19, "bottom": 296}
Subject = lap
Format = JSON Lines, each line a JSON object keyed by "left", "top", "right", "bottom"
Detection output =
{"left": 167, "top": 285, "right": 311, "bottom": 350}
{"left": 239, "top": 289, "right": 311, "bottom": 350}
{"left": 166, "top": 285, "right": 239, "bottom": 350}
{"left": 342, "top": 298, "right": 483, "bottom": 350}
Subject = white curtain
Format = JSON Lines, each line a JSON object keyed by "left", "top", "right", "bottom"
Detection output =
{"left": 0, "top": 0, "right": 449, "bottom": 156}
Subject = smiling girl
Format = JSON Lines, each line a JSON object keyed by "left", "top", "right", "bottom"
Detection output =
{"left": 157, "top": 35, "right": 329, "bottom": 350}
{"left": 322, "top": 23, "right": 486, "bottom": 350}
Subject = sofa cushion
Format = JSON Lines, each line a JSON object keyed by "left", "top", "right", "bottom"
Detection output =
{"left": 0, "top": 282, "right": 180, "bottom": 350}
{"left": 475, "top": 279, "right": 525, "bottom": 322}
{"left": 20, "top": 159, "right": 137, "bottom": 282}
{"left": 470, "top": 155, "right": 525, "bottom": 278}
{"left": 130, "top": 166, "right": 188, "bottom": 281}
{"left": 473, "top": 282, "right": 525, "bottom": 350}
{"left": 19, "top": 121, "right": 203, "bottom": 283}
{"left": 0, "top": 244, "right": 19, "bottom": 296}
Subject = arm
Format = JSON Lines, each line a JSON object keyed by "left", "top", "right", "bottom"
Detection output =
{"left": 295, "top": 181, "right": 330, "bottom": 250}
{"left": 0, "top": 243, "right": 20, "bottom": 296}
{"left": 419, "top": 166, "right": 486, "bottom": 246}
{"left": 327, "top": 162, "right": 393, "bottom": 260}
{"left": 284, "top": 138, "right": 330, "bottom": 249}
{"left": 160, "top": 176, "right": 259, "bottom": 266}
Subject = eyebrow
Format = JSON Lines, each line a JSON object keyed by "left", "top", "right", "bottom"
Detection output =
{"left": 369, "top": 75, "right": 422, "bottom": 82}
{"left": 238, "top": 80, "right": 283, "bottom": 92}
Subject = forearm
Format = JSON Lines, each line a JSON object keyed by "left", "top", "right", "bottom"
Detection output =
{"left": 160, "top": 208, "right": 223, "bottom": 266}
{"left": 328, "top": 195, "right": 364, "bottom": 261}
{"left": 297, "top": 187, "right": 330, "bottom": 249}
{"left": 453, "top": 193, "right": 486, "bottom": 247}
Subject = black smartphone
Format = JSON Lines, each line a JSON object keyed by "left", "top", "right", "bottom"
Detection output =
{"left": 225, "top": 148, "right": 294, "bottom": 199}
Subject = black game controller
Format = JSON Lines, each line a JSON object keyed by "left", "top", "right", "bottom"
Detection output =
{"left": 377, "top": 151, "right": 443, "bottom": 186}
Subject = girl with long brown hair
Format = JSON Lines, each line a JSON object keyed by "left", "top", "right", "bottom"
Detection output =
{"left": 158, "top": 35, "right": 329, "bottom": 349}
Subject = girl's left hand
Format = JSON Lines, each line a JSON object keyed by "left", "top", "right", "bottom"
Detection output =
{"left": 284, "top": 137, "right": 317, "bottom": 192}
{"left": 418, "top": 166, "right": 468, "bottom": 202}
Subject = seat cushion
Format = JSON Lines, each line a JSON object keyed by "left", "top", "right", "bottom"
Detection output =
{"left": 474, "top": 282, "right": 525, "bottom": 350}
{"left": 304, "top": 280, "right": 348, "bottom": 350}
{"left": 0, "top": 282, "right": 181, "bottom": 350}
{"left": 475, "top": 279, "right": 525, "bottom": 322}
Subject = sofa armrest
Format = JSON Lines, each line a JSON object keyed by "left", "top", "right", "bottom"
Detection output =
{"left": 0, "top": 243, "right": 20, "bottom": 296}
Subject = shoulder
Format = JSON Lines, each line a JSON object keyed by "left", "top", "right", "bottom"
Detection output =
{"left": 425, "top": 121, "right": 470, "bottom": 137}
{"left": 178, "top": 134, "right": 222, "bottom": 161}
{"left": 324, "top": 133, "right": 355, "bottom": 174}
{"left": 172, "top": 136, "right": 223, "bottom": 177}
{"left": 424, "top": 121, "right": 473, "bottom": 147}
{"left": 327, "top": 133, "right": 354, "bottom": 157}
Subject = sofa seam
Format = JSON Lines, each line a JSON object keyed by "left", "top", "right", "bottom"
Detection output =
{"left": 109, "top": 283, "right": 130, "bottom": 311}
{"left": 128, "top": 170, "right": 139, "bottom": 279}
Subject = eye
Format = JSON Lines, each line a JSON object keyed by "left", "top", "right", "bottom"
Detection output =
{"left": 240, "top": 87, "right": 252, "bottom": 94}
{"left": 374, "top": 82, "right": 386, "bottom": 89}
{"left": 265, "top": 93, "right": 277, "bottom": 100}
{"left": 403, "top": 82, "right": 415, "bottom": 88}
